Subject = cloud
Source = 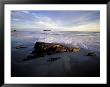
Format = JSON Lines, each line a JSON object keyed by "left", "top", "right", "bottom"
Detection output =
{"left": 33, "top": 16, "right": 60, "bottom": 30}
{"left": 20, "top": 11, "right": 30, "bottom": 14}
{"left": 70, "top": 22, "right": 100, "bottom": 32}
{"left": 12, "top": 18, "right": 20, "bottom": 21}
{"left": 11, "top": 11, "right": 100, "bottom": 32}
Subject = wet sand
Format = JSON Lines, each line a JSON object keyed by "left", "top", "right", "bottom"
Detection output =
{"left": 11, "top": 30, "right": 100, "bottom": 77}
{"left": 11, "top": 44, "right": 100, "bottom": 77}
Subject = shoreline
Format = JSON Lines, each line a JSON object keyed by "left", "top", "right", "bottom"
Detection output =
{"left": 11, "top": 42, "right": 100, "bottom": 77}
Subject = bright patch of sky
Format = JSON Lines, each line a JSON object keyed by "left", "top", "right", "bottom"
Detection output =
{"left": 11, "top": 10, "right": 100, "bottom": 32}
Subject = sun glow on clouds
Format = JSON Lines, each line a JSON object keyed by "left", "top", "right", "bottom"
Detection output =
{"left": 11, "top": 11, "right": 100, "bottom": 32}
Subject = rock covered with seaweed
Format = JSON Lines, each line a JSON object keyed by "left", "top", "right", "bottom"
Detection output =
{"left": 24, "top": 42, "right": 80, "bottom": 61}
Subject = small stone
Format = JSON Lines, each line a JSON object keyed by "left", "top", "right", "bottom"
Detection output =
{"left": 47, "top": 57, "right": 61, "bottom": 62}
{"left": 86, "top": 52, "right": 96, "bottom": 56}
{"left": 15, "top": 45, "right": 27, "bottom": 49}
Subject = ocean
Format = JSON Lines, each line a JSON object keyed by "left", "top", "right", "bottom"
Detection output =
{"left": 11, "top": 30, "right": 100, "bottom": 77}
{"left": 11, "top": 31, "right": 100, "bottom": 53}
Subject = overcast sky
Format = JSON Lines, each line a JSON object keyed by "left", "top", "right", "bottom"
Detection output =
{"left": 11, "top": 10, "right": 100, "bottom": 32}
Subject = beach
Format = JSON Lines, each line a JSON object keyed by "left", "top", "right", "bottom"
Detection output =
{"left": 11, "top": 31, "right": 100, "bottom": 77}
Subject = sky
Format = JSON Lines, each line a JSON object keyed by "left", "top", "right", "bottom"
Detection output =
{"left": 11, "top": 10, "right": 100, "bottom": 32}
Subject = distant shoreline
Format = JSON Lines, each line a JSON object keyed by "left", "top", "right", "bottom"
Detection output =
{"left": 11, "top": 29, "right": 100, "bottom": 33}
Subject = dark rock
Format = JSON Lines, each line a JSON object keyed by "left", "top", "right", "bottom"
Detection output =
{"left": 24, "top": 42, "right": 80, "bottom": 61}
{"left": 86, "top": 52, "right": 96, "bottom": 56}
{"left": 14, "top": 30, "right": 16, "bottom": 32}
{"left": 15, "top": 45, "right": 27, "bottom": 49}
{"left": 23, "top": 54, "right": 37, "bottom": 61}
{"left": 12, "top": 30, "right": 16, "bottom": 32}
{"left": 47, "top": 57, "right": 61, "bottom": 62}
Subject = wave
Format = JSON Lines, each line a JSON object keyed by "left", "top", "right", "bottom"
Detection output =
{"left": 11, "top": 31, "right": 100, "bottom": 52}
{"left": 75, "top": 34, "right": 89, "bottom": 36}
